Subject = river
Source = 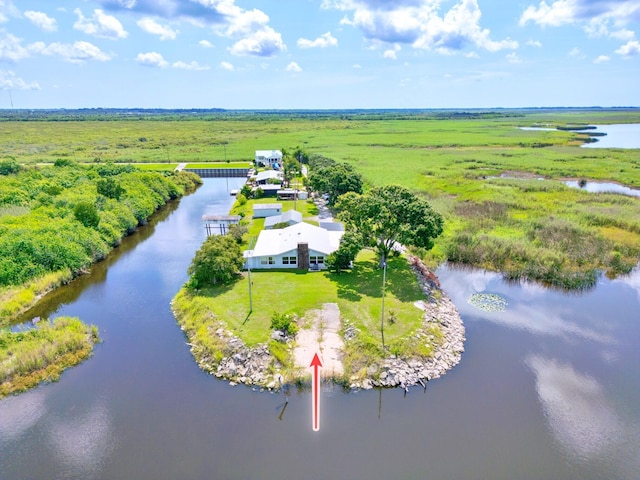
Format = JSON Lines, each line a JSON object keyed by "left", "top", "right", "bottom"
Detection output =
{"left": 1, "top": 178, "right": 639, "bottom": 480}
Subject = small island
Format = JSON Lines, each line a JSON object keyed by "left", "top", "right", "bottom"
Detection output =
{"left": 172, "top": 153, "right": 465, "bottom": 390}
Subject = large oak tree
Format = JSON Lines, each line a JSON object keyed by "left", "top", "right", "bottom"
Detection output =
{"left": 335, "top": 185, "right": 443, "bottom": 265}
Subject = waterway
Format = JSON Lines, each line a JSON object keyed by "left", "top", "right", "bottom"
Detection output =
{"left": 1, "top": 178, "right": 639, "bottom": 480}
{"left": 581, "top": 124, "right": 640, "bottom": 149}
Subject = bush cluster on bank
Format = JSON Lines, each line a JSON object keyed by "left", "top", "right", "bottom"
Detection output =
{"left": 0, "top": 164, "right": 201, "bottom": 289}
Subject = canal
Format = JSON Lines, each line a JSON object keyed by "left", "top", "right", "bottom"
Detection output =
{"left": 1, "top": 178, "right": 638, "bottom": 480}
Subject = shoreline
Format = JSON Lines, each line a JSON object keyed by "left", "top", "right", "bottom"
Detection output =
{"left": 173, "top": 254, "right": 465, "bottom": 391}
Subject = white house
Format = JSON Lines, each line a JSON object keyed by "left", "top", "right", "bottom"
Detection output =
{"left": 252, "top": 203, "right": 282, "bottom": 218}
{"left": 244, "top": 222, "right": 343, "bottom": 270}
{"left": 264, "top": 210, "right": 303, "bottom": 229}
{"left": 255, "top": 150, "right": 282, "bottom": 167}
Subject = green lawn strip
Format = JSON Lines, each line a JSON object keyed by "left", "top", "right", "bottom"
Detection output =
{"left": 0, "top": 317, "right": 99, "bottom": 398}
{"left": 130, "top": 163, "right": 178, "bottom": 171}
{"left": 173, "top": 251, "right": 430, "bottom": 378}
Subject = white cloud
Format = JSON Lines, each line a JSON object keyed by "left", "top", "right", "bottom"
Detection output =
{"left": 92, "top": 0, "right": 286, "bottom": 57}
{"left": 615, "top": 40, "right": 640, "bottom": 57}
{"left": 172, "top": 60, "right": 209, "bottom": 70}
{"left": 220, "top": 61, "right": 234, "bottom": 71}
{"left": 24, "top": 10, "right": 57, "bottom": 32}
{"left": 352, "top": 63, "right": 362, "bottom": 68}
{"left": 0, "top": 32, "right": 30, "bottom": 61}
{"left": 297, "top": 32, "right": 338, "bottom": 49}
{"left": 0, "top": 69, "right": 39, "bottom": 90}
{"left": 229, "top": 27, "right": 285, "bottom": 57}
{"left": 0, "top": 0, "right": 19, "bottom": 23}
{"left": 137, "top": 17, "right": 177, "bottom": 40}
{"left": 324, "top": 0, "right": 517, "bottom": 54}
{"left": 593, "top": 54, "right": 610, "bottom": 63}
{"left": 199, "top": 39, "right": 214, "bottom": 48}
{"left": 526, "top": 39, "right": 542, "bottom": 47}
{"left": 286, "top": 61, "right": 302, "bottom": 72}
{"left": 520, "top": 1, "right": 640, "bottom": 41}
{"left": 568, "top": 46, "right": 585, "bottom": 58}
{"left": 30, "top": 41, "right": 111, "bottom": 64}
{"left": 74, "top": 8, "right": 128, "bottom": 40}
{"left": 506, "top": 52, "right": 521, "bottom": 63}
{"left": 383, "top": 49, "right": 397, "bottom": 59}
{"left": 136, "top": 51, "right": 168, "bottom": 68}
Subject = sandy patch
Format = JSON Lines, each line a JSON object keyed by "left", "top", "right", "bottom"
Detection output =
{"left": 294, "top": 303, "right": 344, "bottom": 377}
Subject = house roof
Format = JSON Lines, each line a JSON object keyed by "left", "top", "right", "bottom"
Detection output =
{"left": 255, "top": 170, "right": 282, "bottom": 183}
{"left": 249, "top": 222, "right": 343, "bottom": 258}
{"left": 255, "top": 150, "right": 282, "bottom": 158}
{"left": 319, "top": 221, "right": 345, "bottom": 232}
{"left": 264, "top": 210, "right": 303, "bottom": 228}
{"left": 253, "top": 203, "right": 282, "bottom": 211}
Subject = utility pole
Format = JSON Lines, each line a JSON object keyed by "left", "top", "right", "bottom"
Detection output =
{"left": 380, "top": 260, "right": 387, "bottom": 350}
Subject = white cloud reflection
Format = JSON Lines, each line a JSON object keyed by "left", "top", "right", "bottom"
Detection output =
{"left": 0, "top": 389, "right": 47, "bottom": 441}
{"left": 527, "top": 355, "right": 639, "bottom": 474}
{"left": 48, "top": 402, "right": 115, "bottom": 475}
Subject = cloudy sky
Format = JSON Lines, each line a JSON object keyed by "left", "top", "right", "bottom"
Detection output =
{"left": 1, "top": 0, "right": 639, "bottom": 109}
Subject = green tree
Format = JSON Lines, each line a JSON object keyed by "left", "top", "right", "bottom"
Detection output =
{"left": 308, "top": 162, "right": 363, "bottom": 205}
{"left": 74, "top": 202, "right": 100, "bottom": 228}
{"left": 187, "top": 234, "right": 243, "bottom": 288}
{"left": 97, "top": 178, "right": 125, "bottom": 200}
{"left": 325, "top": 229, "right": 363, "bottom": 272}
{"left": 0, "top": 159, "right": 20, "bottom": 175}
{"left": 335, "top": 185, "right": 444, "bottom": 265}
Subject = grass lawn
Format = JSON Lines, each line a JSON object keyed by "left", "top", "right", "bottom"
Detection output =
{"left": 173, "top": 251, "right": 426, "bottom": 349}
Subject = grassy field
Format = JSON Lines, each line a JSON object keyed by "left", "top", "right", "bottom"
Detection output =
{"left": 4, "top": 108, "right": 640, "bottom": 287}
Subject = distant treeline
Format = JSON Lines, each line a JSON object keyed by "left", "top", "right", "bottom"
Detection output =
{"left": 3, "top": 107, "right": 637, "bottom": 123}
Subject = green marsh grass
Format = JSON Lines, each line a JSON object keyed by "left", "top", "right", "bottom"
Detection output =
{"left": 0, "top": 316, "right": 99, "bottom": 398}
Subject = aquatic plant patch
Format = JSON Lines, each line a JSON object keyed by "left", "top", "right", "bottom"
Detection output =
{"left": 467, "top": 293, "right": 508, "bottom": 312}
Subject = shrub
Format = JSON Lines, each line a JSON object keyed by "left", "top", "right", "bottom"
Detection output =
{"left": 73, "top": 202, "right": 100, "bottom": 228}
{"left": 270, "top": 312, "right": 298, "bottom": 336}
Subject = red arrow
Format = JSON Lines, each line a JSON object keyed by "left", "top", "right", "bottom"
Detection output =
{"left": 310, "top": 353, "right": 322, "bottom": 432}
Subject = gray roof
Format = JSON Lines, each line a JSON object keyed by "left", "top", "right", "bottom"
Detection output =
{"left": 253, "top": 203, "right": 282, "bottom": 210}
{"left": 264, "top": 210, "right": 303, "bottom": 228}
{"left": 319, "top": 221, "right": 344, "bottom": 232}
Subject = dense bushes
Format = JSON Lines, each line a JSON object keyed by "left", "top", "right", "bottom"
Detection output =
{"left": 187, "top": 234, "right": 243, "bottom": 288}
{"left": 0, "top": 164, "right": 200, "bottom": 289}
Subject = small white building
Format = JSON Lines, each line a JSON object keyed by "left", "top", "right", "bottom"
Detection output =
{"left": 252, "top": 203, "right": 282, "bottom": 218}
{"left": 255, "top": 150, "right": 282, "bottom": 167}
{"left": 264, "top": 210, "right": 303, "bottom": 229}
{"left": 254, "top": 170, "right": 283, "bottom": 185}
{"left": 244, "top": 222, "right": 343, "bottom": 270}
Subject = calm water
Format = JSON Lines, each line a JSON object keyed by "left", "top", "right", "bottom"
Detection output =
{"left": 1, "top": 178, "right": 639, "bottom": 480}
{"left": 564, "top": 180, "right": 640, "bottom": 197}
{"left": 581, "top": 124, "right": 640, "bottom": 149}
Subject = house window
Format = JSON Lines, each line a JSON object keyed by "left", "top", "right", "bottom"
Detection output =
{"left": 282, "top": 256, "right": 297, "bottom": 265}
{"left": 261, "top": 256, "right": 275, "bottom": 265}
{"left": 309, "top": 256, "right": 325, "bottom": 265}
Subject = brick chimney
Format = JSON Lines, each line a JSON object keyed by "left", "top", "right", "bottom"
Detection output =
{"left": 297, "top": 242, "right": 309, "bottom": 269}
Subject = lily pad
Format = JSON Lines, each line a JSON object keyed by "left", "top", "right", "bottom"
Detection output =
{"left": 467, "top": 293, "right": 508, "bottom": 312}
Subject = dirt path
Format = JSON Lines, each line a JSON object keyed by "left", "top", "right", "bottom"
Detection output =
{"left": 294, "top": 303, "right": 344, "bottom": 377}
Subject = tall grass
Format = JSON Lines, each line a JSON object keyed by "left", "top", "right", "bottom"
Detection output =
{"left": 0, "top": 316, "right": 99, "bottom": 398}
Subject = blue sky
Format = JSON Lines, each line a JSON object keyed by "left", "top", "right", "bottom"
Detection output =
{"left": 1, "top": 0, "right": 639, "bottom": 109}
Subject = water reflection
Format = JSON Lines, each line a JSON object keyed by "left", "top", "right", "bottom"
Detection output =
{"left": 48, "top": 401, "right": 115, "bottom": 477}
{"left": 440, "top": 266, "right": 610, "bottom": 342}
{"left": 527, "top": 355, "right": 621, "bottom": 460}
{"left": 0, "top": 390, "right": 46, "bottom": 441}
